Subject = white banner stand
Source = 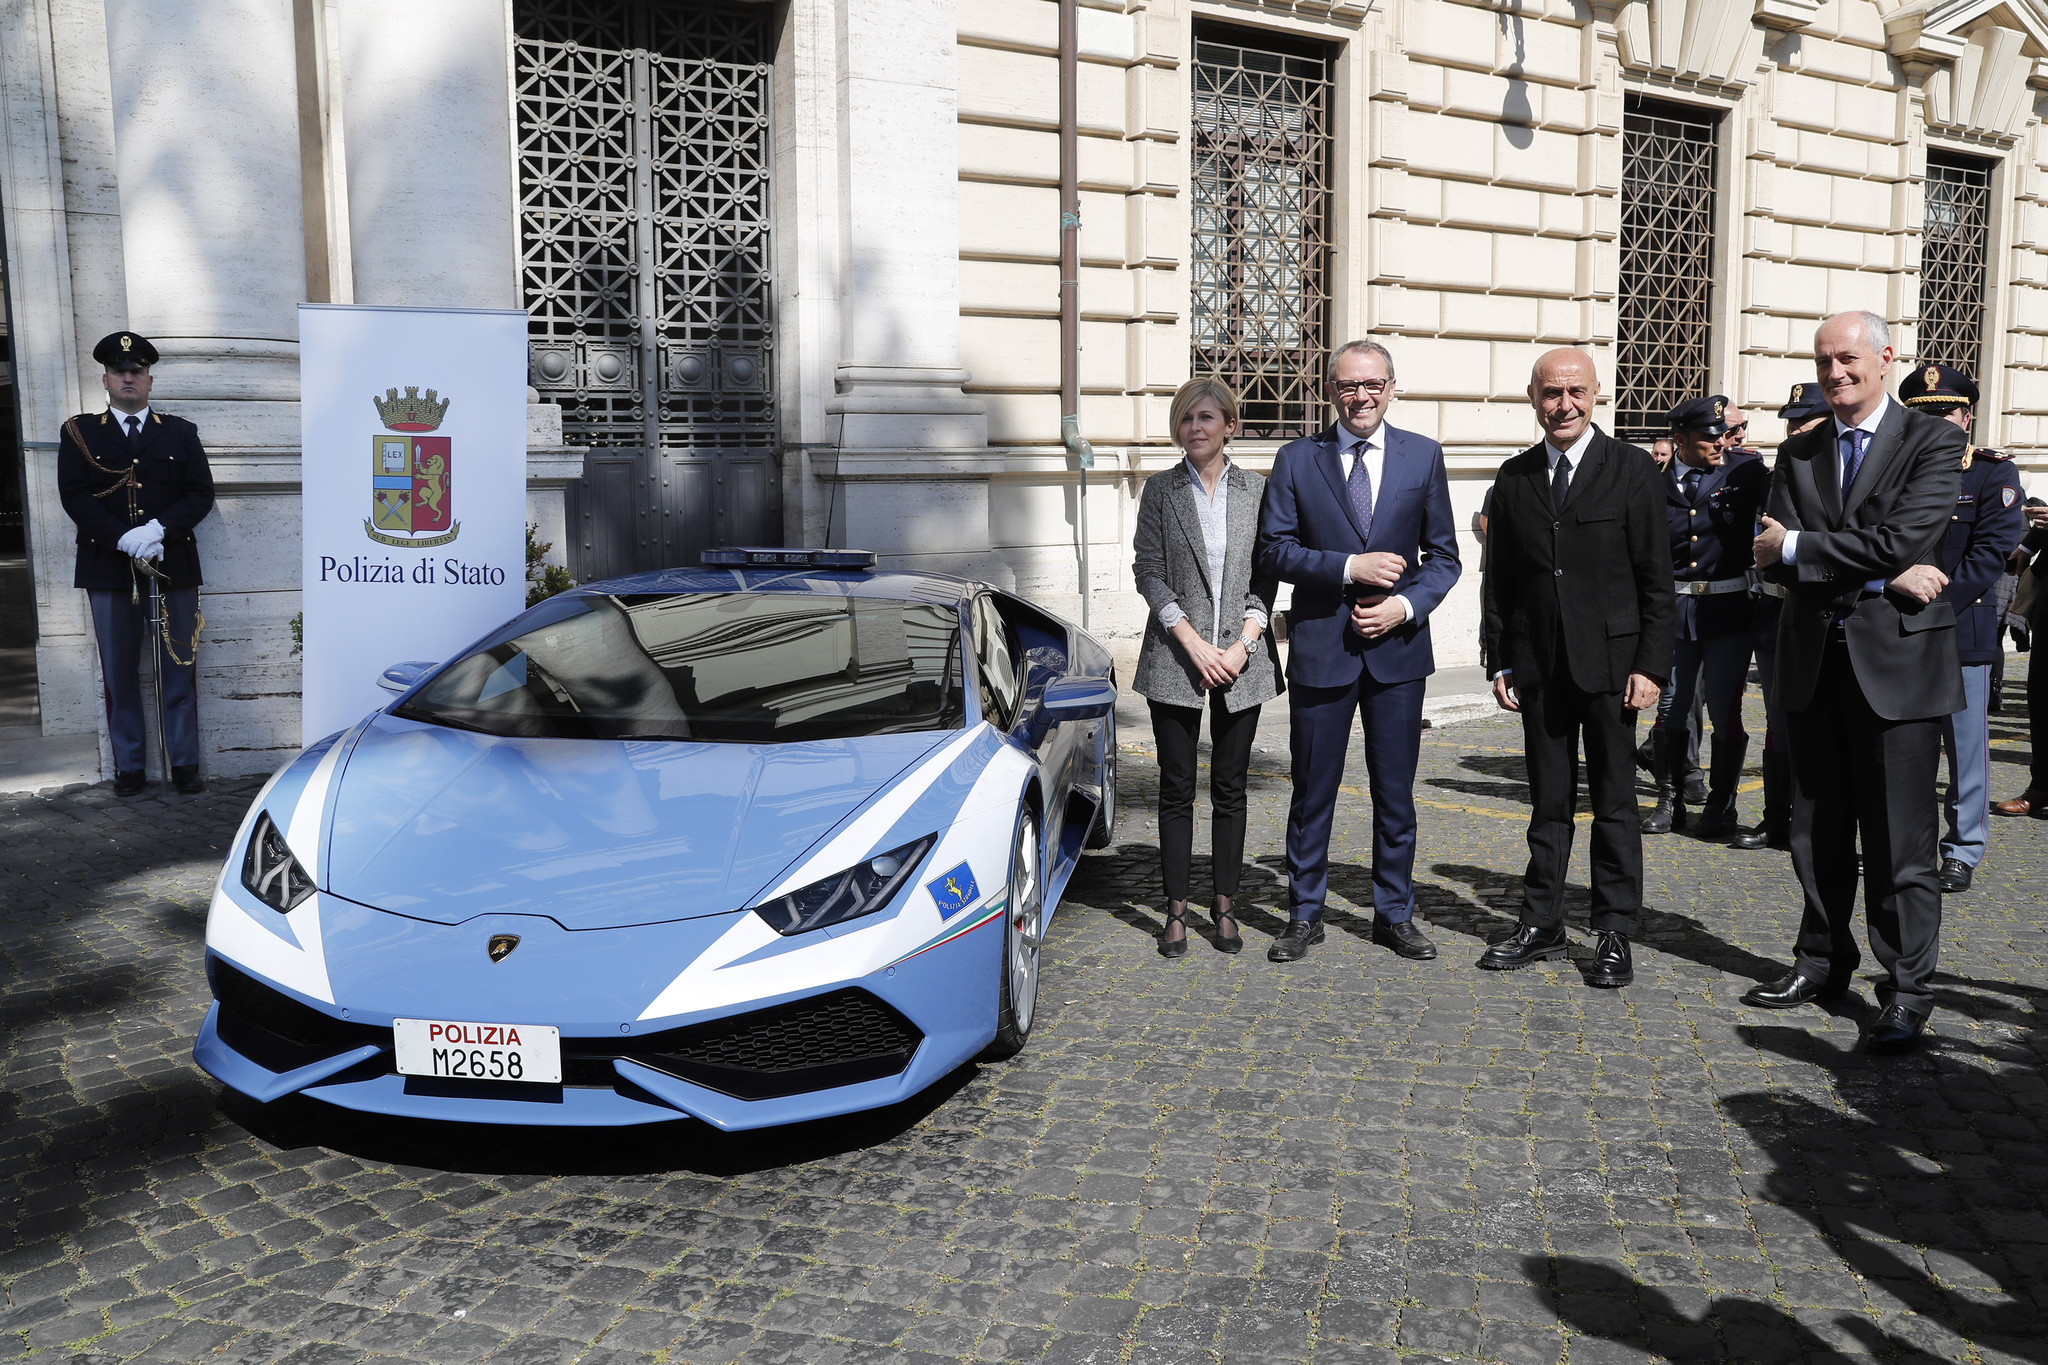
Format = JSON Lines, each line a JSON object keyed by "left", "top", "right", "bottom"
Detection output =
{"left": 299, "top": 304, "right": 528, "bottom": 740}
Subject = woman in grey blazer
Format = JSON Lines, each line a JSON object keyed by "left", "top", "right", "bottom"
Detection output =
{"left": 1132, "top": 377, "right": 1282, "bottom": 956}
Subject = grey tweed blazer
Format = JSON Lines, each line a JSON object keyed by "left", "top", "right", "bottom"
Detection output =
{"left": 1131, "top": 461, "right": 1283, "bottom": 712}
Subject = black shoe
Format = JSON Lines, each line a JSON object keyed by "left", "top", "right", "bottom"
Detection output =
{"left": 171, "top": 765, "right": 206, "bottom": 795}
{"left": 1938, "top": 858, "right": 1973, "bottom": 894}
{"left": 1682, "top": 773, "right": 1709, "bottom": 806}
{"left": 1584, "top": 931, "right": 1632, "bottom": 987}
{"left": 1477, "top": 923, "right": 1568, "bottom": 971}
{"left": 1267, "top": 919, "right": 1325, "bottom": 963}
{"left": 1639, "top": 797, "right": 1675, "bottom": 834}
{"left": 1692, "top": 805, "right": 1736, "bottom": 838}
{"left": 1211, "top": 900, "right": 1243, "bottom": 955}
{"left": 1158, "top": 903, "right": 1189, "bottom": 959}
{"left": 1863, "top": 1002, "right": 1928, "bottom": 1054}
{"left": 1730, "top": 822, "right": 1771, "bottom": 849}
{"left": 113, "top": 770, "right": 146, "bottom": 797}
{"left": 1740, "top": 970, "right": 1849, "bottom": 1009}
{"left": 1372, "top": 917, "right": 1437, "bottom": 961}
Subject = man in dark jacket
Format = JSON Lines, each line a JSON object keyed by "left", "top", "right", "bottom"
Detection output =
{"left": 1993, "top": 503, "right": 2048, "bottom": 817}
{"left": 1743, "top": 312, "right": 1965, "bottom": 1053}
{"left": 1896, "top": 364, "right": 2023, "bottom": 893}
{"left": 1479, "top": 348, "right": 1675, "bottom": 988}
{"left": 1641, "top": 396, "right": 1770, "bottom": 838}
{"left": 57, "top": 332, "right": 215, "bottom": 795}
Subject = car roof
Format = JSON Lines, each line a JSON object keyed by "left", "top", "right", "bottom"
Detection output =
{"left": 571, "top": 566, "right": 982, "bottom": 606}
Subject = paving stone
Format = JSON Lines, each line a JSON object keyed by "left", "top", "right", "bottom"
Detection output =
{"left": 2, "top": 675, "right": 2045, "bottom": 1363}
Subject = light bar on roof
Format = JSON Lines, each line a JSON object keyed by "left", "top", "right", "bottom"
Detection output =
{"left": 700, "top": 547, "right": 878, "bottom": 569}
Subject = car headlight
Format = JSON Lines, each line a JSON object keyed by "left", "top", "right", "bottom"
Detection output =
{"left": 751, "top": 834, "right": 937, "bottom": 937}
{"left": 242, "top": 812, "right": 315, "bottom": 913}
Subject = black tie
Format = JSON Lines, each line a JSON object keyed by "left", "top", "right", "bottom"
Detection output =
{"left": 125, "top": 415, "right": 141, "bottom": 448}
{"left": 1551, "top": 454, "right": 1569, "bottom": 512}
{"left": 1683, "top": 468, "right": 1702, "bottom": 501}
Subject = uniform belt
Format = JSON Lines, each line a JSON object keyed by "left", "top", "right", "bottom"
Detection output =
{"left": 1752, "top": 582, "right": 1787, "bottom": 598}
{"left": 1674, "top": 577, "right": 1750, "bottom": 596}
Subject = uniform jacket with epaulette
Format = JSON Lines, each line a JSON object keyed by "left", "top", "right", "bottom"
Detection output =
{"left": 57, "top": 409, "right": 214, "bottom": 591}
{"left": 1938, "top": 447, "right": 2025, "bottom": 667}
{"left": 1665, "top": 448, "right": 1770, "bottom": 641}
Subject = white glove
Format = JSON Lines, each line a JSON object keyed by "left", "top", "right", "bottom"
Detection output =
{"left": 117, "top": 519, "right": 166, "bottom": 560}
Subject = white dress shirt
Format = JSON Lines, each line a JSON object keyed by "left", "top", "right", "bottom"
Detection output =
{"left": 1780, "top": 395, "right": 1888, "bottom": 590}
{"left": 1494, "top": 426, "right": 1597, "bottom": 680}
{"left": 108, "top": 404, "right": 153, "bottom": 440}
{"left": 1156, "top": 458, "right": 1270, "bottom": 642}
{"left": 1338, "top": 422, "right": 1415, "bottom": 624}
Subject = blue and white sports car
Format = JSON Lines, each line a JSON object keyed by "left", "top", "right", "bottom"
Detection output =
{"left": 195, "top": 549, "right": 1118, "bottom": 1130}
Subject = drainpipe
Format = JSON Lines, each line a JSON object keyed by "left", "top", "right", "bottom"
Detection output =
{"left": 1059, "top": 0, "right": 1094, "bottom": 630}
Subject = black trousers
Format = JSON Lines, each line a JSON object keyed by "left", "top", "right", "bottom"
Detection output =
{"left": 1788, "top": 633, "right": 1943, "bottom": 1012}
{"left": 2031, "top": 640, "right": 2048, "bottom": 789}
{"left": 1515, "top": 672, "right": 1643, "bottom": 936}
{"left": 1149, "top": 697, "right": 1261, "bottom": 902}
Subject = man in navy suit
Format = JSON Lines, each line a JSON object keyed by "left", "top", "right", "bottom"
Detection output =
{"left": 1255, "top": 340, "right": 1462, "bottom": 963}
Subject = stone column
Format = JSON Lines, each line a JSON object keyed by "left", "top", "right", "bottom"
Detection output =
{"left": 102, "top": 0, "right": 307, "bottom": 401}
{"left": 825, "top": 0, "right": 1002, "bottom": 578}
{"left": 336, "top": 0, "right": 518, "bottom": 308}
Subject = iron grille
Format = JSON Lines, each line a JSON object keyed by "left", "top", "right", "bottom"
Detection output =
{"left": 514, "top": 1, "right": 778, "bottom": 575}
{"left": 1191, "top": 27, "right": 1333, "bottom": 440}
{"left": 1616, "top": 96, "right": 1720, "bottom": 444}
{"left": 1921, "top": 152, "right": 1992, "bottom": 376}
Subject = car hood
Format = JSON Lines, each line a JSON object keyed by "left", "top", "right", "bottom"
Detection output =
{"left": 321, "top": 715, "right": 949, "bottom": 929}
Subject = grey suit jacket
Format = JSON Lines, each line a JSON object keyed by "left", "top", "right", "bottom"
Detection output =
{"left": 1131, "top": 461, "right": 1282, "bottom": 712}
{"left": 1763, "top": 399, "right": 1965, "bottom": 721}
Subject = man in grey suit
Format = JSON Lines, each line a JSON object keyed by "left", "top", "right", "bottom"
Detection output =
{"left": 1743, "top": 310, "right": 1965, "bottom": 1053}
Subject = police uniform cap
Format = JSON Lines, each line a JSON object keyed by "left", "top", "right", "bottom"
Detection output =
{"left": 1777, "top": 381, "right": 1831, "bottom": 426}
{"left": 1668, "top": 394, "right": 1730, "bottom": 435}
{"left": 1899, "top": 361, "right": 1977, "bottom": 411}
{"left": 93, "top": 331, "right": 158, "bottom": 370}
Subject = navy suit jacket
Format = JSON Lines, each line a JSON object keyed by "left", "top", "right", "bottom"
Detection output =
{"left": 1256, "top": 422, "right": 1462, "bottom": 688}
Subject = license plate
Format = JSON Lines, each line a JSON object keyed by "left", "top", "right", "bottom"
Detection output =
{"left": 392, "top": 1018, "right": 561, "bottom": 1084}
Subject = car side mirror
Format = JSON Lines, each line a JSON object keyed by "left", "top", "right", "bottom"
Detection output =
{"left": 1039, "top": 676, "right": 1116, "bottom": 723}
{"left": 377, "top": 661, "right": 439, "bottom": 694}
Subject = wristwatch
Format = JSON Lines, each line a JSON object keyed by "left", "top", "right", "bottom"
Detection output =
{"left": 1236, "top": 631, "right": 1259, "bottom": 653}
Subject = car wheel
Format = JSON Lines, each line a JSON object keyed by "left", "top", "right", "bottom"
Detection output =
{"left": 1084, "top": 697, "right": 1116, "bottom": 850}
{"left": 985, "top": 804, "right": 1044, "bottom": 1059}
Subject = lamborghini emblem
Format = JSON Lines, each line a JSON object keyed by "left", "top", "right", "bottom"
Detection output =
{"left": 487, "top": 934, "right": 521, "bottom": 963}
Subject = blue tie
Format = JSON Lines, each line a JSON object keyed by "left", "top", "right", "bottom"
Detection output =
{"left": 1347, "top": 441, "right": 1374, "bottom": 543}
{"left": 1840, "top": 428, "right": 1868, "bottom": 494}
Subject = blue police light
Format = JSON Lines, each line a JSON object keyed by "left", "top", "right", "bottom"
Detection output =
{"left": 700, "top": 547, "right": 878, "bottom": 569}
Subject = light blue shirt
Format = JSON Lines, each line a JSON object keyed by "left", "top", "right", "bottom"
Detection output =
{"left": 1780, "top": 394, "right": 1889, "bottom": 591}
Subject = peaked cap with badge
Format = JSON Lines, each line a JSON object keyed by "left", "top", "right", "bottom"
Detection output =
{"left": 92, "top": 330, "right": 159, "bottom": 370}
{"left": 1777, "top": 382, "right": 1831, "bottom": 428}
{"left": 1667, "top": 394, "right": 1731, "bottom": 435}
{"left": 1899, "top": 361, "right": 1980, "bottom": 414}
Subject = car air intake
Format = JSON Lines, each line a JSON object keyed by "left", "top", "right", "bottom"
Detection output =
{"left": 210, "top": 958, "right": 392, "bottom": 1074}
{"left": 616, "top": 988, "right": 923, "bottom": 1100}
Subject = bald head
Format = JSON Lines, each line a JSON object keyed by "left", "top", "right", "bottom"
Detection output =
{"left": 1528, "top": 349, "right": 1600, "bottom": 447}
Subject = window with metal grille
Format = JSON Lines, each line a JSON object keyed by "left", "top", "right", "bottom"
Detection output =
{"left": 1616, "top": 96, "right": 1720, "bottom": 445}
{"left": 1190, "top": 26, "right": 1333, "bottom": 440}
{"left": 1921, "top": 151, "right": 1993, "bottom": 375}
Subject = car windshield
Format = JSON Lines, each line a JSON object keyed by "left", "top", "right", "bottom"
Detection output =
{"left": 395, "top": 592, "right": 966, "bottom": 743}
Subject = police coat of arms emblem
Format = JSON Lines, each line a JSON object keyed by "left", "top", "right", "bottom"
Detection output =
{"left": 365, "top": 387, "right": 460, "bottom": 548}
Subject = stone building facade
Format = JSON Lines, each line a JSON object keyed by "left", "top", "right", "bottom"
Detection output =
{"left": 0, "top": 0, "right": 2041, "bottom": 777}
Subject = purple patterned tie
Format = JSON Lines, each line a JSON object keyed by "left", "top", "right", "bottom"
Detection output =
{"left": 1840, "top": 428, "right": 1867, "bottom": 493}
{"left": 1347, "top": 439, "right": 1374, "bottom": 543}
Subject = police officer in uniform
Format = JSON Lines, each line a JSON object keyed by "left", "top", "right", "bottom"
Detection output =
{"left": 57, "top": 332, "right": 214, "bottom": 795}
{"left": 1897, "top": 363, "right": 2024, "bottom": 892}
{"left": 1642, "top": 396, "right": 1771, "bottom": 837}
{"left": 1733, "top": 383, "right": 1833, "bottom": 850}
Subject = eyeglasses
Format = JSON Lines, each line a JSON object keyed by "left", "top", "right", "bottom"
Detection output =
{"left": 1332, "top": 380, "right": 1392, "bottom": 397}
{"left": 1724, "top": 423, "right": 1748, "bottom": 438}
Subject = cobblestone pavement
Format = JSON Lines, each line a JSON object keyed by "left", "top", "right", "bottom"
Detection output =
{"left": 2, "top": 669, "right": 2045, "bottom": 1365}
